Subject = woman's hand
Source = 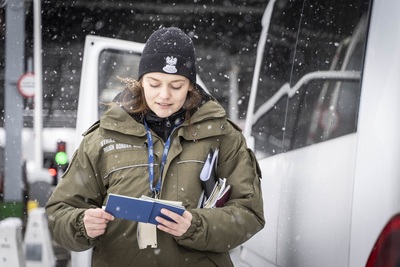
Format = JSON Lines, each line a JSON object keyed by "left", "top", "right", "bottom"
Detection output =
{"left": 156, "top": 210, "right": 193, "bottom": 237}
{"left": 83, "top": 208, "right": 115, "bottom": 238}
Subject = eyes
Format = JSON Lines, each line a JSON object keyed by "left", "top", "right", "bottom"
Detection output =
{"left": 143, "top": 74, "right": 190, "bottom": 92}
{"left": 148, "top": 82, "right": 184, "bottom": 90}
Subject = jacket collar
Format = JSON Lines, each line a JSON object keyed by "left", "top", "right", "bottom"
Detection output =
{"left": 144, "top": 109, "right": 185, "bottom": 141}
{"left": 99, "top": 93, "right": 227, "bottom": 140}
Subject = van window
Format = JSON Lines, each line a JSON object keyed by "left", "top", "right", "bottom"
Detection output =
{"left": 252, "top": 0, "right": 370, "bottom": 158}
{"left": 98, "top": 49, "right": 141, "bottom": 116}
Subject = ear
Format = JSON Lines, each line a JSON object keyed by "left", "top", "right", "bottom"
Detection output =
{"left": 188, "top": 83, "right": 194, "bottom": 91}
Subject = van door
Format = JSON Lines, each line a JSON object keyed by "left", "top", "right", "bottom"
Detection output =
{"left": 75, "top": 35, "right": 145, "bottom": 145}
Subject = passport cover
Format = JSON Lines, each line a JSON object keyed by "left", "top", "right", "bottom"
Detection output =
{"left": 105, "top": 193, "right": 185, "bottom": 225}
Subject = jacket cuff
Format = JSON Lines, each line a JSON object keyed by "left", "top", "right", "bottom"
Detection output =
{"left": 175, "top": 210, "right": 201, "bottom": 240}
{"left": 76, "top": 211, "right": 93, "bottom": 240}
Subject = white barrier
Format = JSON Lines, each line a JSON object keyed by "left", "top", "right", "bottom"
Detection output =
{"left": 24, "top": 208, "right": 56, "bottom": 267}
{"left": 71, "top": 250, "right": 92, "bottom": 267}
{"left": 0, "top": 217, "right": 26, "bottom": 267}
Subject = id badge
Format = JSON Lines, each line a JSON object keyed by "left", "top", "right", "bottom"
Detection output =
{"left": 137, "top": 222, "right": 157, "bottom": 249}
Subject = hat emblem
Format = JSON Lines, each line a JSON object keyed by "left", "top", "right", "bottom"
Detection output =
{"left": 163, "top": 56, "right": 178, "bottom": 74}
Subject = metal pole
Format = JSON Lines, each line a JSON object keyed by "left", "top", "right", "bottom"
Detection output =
{"left": 33, "top": 0, "right": 43, "bottom": 171}
{"left": 4, "top": 0, "right": 24, "bottom": 203}
{"left": 228, "top": 61, "right": 240, "bottom": 123}
{"left": 243, "top": 0, "right": 276, "bottom": 139}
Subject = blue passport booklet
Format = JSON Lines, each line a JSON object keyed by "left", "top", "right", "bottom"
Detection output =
{"left": 105, "top": 193, "right": 185, "bottom": 225}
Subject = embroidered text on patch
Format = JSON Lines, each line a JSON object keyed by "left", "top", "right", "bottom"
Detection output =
{"left": 163, "top": 56, "right": 178, "bottom": 73}
{"left": 100, "top": 138, "right": 144, "bottom": 153}
{"left": 102, "top": 143, "right": 137, "bottom": 153}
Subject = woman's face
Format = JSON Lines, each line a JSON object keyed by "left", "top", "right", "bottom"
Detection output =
{"left": 142, "top": 72, "right": 192, "bottom": 118}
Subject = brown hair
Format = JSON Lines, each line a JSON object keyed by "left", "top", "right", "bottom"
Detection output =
{"left": 116, "top": 77, "right": 203, "bottom": 120}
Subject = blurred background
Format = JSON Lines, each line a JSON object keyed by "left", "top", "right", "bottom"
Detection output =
{"left": 0, "top": 0, "right": 268, "bottom": 129}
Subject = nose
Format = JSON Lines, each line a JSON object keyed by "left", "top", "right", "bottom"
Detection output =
{"left": 159, "top": 85, "right": 171, "bottom": 99}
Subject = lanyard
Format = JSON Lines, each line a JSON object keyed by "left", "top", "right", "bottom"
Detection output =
{"left": 144, "top": 119, "right": 175, "bottom": 198}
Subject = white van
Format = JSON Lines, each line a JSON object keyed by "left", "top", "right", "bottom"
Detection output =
{"left": 239, "top": 0, "right": 400, "bottom": 266}
{"left": 75, "top": 0, "right": 400, "bottom": 266}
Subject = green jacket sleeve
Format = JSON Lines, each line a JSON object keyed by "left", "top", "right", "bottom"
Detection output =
{"left": 175, "top": 130, "right": 265, "bottom": 252}
{"left": 45, "top": 135, "right": 106, "bottom": 251}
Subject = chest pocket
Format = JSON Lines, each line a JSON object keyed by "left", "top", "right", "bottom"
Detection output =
{"left": 165, "top": 143, "right": 214, "bottom": 208}
{"left": 174, "top": 158, "right": 204, "bottom": 207}
{"left": 100, "top": 143, "right": 150, "bottom": 198}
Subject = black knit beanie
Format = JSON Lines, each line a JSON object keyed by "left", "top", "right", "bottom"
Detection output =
{"left": 138, "top": 27, "right": 196, "bottom": 84}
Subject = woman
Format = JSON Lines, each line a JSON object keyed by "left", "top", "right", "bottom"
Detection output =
{"left": 46, "top": 27, "right": 264, "bottom": 267}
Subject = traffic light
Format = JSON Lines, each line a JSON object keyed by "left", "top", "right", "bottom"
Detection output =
{"left": 48, "top": 160, "right": 58, "bottom": 186}
{"left": 48, "top": 141, "right": 69, "bottom": 185}
{"left": 54, "top": 141, "right": 68, "bottom": 168}
{"left": 48, "top": 167, "right": 57, "bottom": 177}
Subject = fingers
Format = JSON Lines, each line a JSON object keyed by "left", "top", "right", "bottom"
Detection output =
{"left": 83, "top": 208, "right": 192, "bottom": 238}
{"left": 83, "top": 208, "right": 115, "bottom": 238}
{"left": 86, "top": 208, "right": 115, "bottom": 221}
{"left": 156, "top": 209, "right": 192, "bottom": 237}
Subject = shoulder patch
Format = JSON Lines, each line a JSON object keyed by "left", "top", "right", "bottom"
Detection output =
{"left": 82, "top": 120, "right": 100, "bottom": 136}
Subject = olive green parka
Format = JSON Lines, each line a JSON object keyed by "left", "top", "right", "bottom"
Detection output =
{"left": 46, "top": 98, "right": 265, "bottom": 267}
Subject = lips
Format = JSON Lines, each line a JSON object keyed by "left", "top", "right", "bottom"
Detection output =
{"left": 157, "top": 102, "right": 172, "bottom": 107}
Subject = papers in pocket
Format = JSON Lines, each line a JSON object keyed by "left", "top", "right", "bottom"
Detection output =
{"left": 197, "top": 148, "right": 232, "bottom": 208}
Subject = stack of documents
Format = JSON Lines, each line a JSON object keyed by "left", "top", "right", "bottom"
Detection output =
{"left": 198, "top": 148, "right": 232, "bottom": 208}
{"left": 202, "top": 178, "right": 231, "bottom": 208}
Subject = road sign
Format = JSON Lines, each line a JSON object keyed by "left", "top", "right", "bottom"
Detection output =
{"left": 17, "top": 72, "right": 35, "bottom": 98}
